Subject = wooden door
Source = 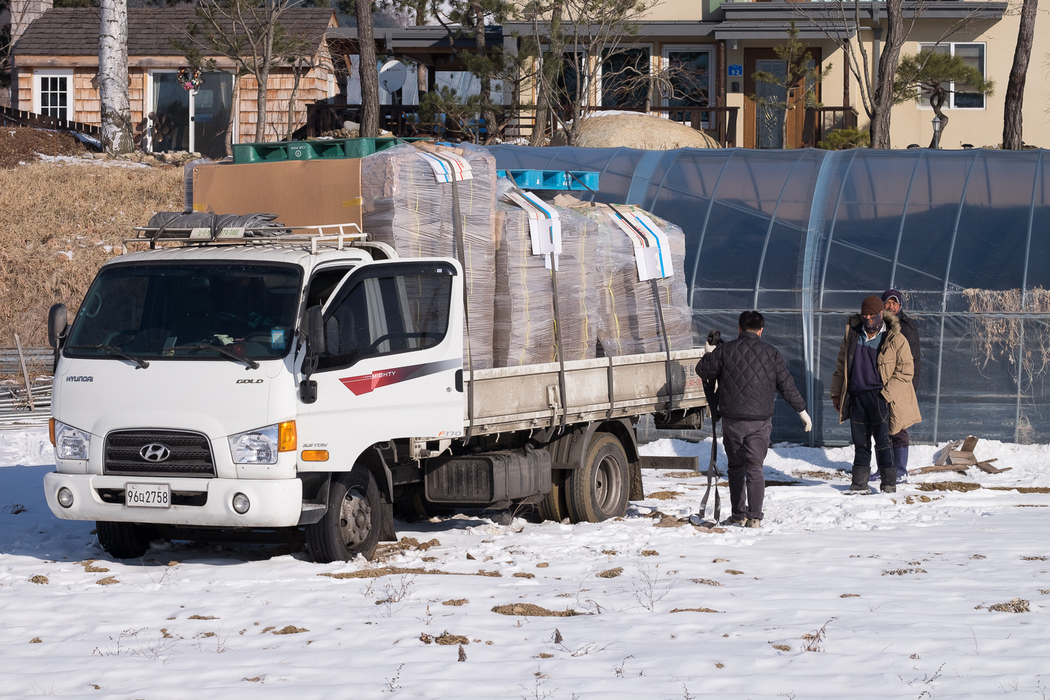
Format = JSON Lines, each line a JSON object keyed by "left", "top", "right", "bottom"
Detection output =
{"left": 743, "top": 48, "right": 822, "bottom": 149}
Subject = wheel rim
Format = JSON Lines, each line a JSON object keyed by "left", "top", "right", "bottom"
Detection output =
{"left": 339, "top": 485, "right": 372, "bottom": 549}
{"left": 594, "top": 453, "right": 624, "bottom": 514}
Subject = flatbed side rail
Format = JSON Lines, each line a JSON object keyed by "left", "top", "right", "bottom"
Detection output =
{"left": 464, "top": 349, "right": 706, "bottom": 435}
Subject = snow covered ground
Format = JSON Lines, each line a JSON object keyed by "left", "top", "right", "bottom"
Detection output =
{"left": 2, "top": 426, "right": 1048, "bottom": 699}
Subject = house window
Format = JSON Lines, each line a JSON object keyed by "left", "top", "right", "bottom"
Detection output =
{"left": 918, "top": 43, "right": 986, "bottom": 109}
{"left": 34, "top": 70, "right": 73, "bottom": 121}
{"left": 661, "top": 45, "right": 714, "bottom": 129}
{"left": 602, "top": 48, "right": 651, "bottom": 108}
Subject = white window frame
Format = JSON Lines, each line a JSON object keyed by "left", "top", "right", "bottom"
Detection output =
{"left": 33, "top": 69, "right": 74, "bottom": 121}
{"left": 916, "top": 42, "right": 987, "bottom": 110}
{"left": 660, "top": 44, "right": 715, "bottom": 109}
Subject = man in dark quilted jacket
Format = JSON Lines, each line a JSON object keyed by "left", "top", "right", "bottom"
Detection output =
{"left": 697, "top": 311, "right": 812, "bottom": 528}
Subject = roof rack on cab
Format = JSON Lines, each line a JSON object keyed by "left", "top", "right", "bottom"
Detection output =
{"left": 124, "top": 212, "right": 393, "bottom": 258}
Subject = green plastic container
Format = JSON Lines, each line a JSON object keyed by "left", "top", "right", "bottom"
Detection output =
{"left": 231, "top": 142, "right": 289, "bottom": 164}
{"left": 285, "top": 141, "right": 317, "bottom": 160}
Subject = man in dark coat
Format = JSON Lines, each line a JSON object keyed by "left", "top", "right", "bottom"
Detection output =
{"left": 697, "top": 311, "right": 811, "bottom": 528}
{"left": 871, "top": 288, "right": 921, "bottom": 484}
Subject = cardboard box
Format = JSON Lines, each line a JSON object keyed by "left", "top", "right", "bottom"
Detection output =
{"left": 191, "top": 159, "right": 363, "bottom": 229}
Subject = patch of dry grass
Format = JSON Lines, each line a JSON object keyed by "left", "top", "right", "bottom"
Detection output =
{"left": 0, "top": 162, "right": 183, "bottom": 347}
{"left": 490, "top": 603, "right": 583, "bottom": 617}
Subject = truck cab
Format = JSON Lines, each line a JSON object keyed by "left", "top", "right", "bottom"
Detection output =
{"left": 45, "top": 230, "right": 465, "bottom": 562}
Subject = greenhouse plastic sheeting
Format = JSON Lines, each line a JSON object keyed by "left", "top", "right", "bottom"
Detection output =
{"left": 490, "top": 145, "right": 1050, "bottom": 445}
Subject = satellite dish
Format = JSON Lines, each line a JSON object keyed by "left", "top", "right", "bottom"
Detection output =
{"left": 379, "top": 60, "right": 408, "bottom": 93}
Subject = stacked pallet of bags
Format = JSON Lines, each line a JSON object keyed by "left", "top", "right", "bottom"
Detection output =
{"left": 360, "top": 142, "right": 496, "bottom": 369}
{"left": 492, "top": 179, "right": 599, "bottom": 366}
{"left": 553, "top": 196, "right": 693, "bottom": 356}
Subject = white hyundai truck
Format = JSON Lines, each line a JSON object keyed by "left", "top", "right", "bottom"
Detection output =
{"left": 44, "top": 224, "right": 707, "bottom": 562}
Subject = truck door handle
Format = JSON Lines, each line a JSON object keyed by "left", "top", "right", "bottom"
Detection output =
{"left": 455, "top": 369, "right": 463, "bottom": 393}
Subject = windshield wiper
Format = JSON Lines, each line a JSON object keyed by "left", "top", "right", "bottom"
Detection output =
{"left": 169, "top": 342, "right": 260, "bottom": 370}
{"left": 65, "top": 344, "right": 150, "bottom": 369}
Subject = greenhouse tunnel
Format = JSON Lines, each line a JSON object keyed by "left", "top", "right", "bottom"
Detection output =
{"left": 489, "top": 145, "right": 1050, "bottom": 446}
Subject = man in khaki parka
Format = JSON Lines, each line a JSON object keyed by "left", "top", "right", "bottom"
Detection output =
{"left": 830, "top": 295, "right": 921, "bottom": 494}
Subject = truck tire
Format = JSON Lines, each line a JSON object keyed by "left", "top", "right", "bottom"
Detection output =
{"left": 306, "top": 468, "right": 381, "bottom": 563}
{"left": 568, "top": 433, "right": 629, "bottom": 523}
{"left": 537, "top": 470, "right": 572, "bottom": 523}
{"left": 96, "top": 521, "right": 153, "bottom": 559}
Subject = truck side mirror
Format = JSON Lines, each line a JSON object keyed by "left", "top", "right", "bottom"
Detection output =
{"left": 48, "top": 304, "right": 68, "bottom": 349}
{"left": 305, "top": 305, "right": 326, "bottom": 356}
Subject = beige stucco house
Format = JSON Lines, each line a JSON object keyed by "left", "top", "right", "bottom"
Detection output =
{"left": 504, "top": 0, "right": 1039, "bottom": 150}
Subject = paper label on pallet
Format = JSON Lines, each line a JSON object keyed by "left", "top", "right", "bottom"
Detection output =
{"left": 606, "top": 206, "right": 673, "bottom": 280}
{"left": 418, "top": 151, "right": 473, "bottom": 183}
{"left": 505, "top": 190, "right": 562, "bottom": 269}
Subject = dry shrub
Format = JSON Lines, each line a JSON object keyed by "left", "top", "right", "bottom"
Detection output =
{"left": 670, "top": 607, "right": 721, "bottom": 613}
{"left": 272, "top": 625, "right": 308, "bottom": 634}
{"left": 963, "top": 287, "right": 1050, "bottom": 442}
{"left": 597, "top": 567, "right": 623, "bottom": 579}
{"left": 0, "top": 162, "right": 183, "bottom": 347}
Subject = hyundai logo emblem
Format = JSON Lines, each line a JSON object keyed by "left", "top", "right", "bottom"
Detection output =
{"left": 140, "top": 443, "right": 171, "bottom": 462}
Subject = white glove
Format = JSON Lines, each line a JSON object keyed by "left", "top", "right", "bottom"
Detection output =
{"left": 799, "top": 410, "right": 812, "bottom": 432}
{"left": 704, "top": 342, "right": 716, "bottom": 354}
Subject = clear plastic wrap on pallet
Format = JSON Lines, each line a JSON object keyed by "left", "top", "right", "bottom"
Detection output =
{"left": 361, "top": 142, "right": 496, "bottom": 368}
{"left": 555, "top": 197, "right": 692, "bottom": 356}
{"left": 492, "top": 180, "right": 598, "bottom": 366}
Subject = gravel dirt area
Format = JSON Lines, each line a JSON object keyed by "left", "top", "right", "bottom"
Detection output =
{"left": 0, "top": 126, "right": 84, "bottom": 169}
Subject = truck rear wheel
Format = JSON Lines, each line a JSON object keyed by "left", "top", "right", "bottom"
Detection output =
{"left": 568, "top": 433, "right": 629, "bottom": 522}
{"left": 306, "top": 469, "right": 381, "bottom": 563}
{"left": 96, "top": 521, "right": 154, "bottom": 559}
{"left": 537, "top": 470, "right": 572, "bottom": 523}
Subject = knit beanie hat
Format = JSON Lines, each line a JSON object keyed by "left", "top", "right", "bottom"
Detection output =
{"left": 882, "top": 288, "right": 903, "bottom": 307}
{"left": 861, "top": 295, "right": 884, "bottom": 316}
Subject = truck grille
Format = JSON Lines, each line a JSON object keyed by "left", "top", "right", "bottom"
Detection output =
{"left": 104, "top": 430, "right": 215, "bottom": 477}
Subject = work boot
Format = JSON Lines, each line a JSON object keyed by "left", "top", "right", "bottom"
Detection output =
{"left": 722, "top": 516, "right": 747, "bottom": 527}
{"left": 880, "top": 467, "right": 897, "bottom": 492}
{"left": 848, "top": 466, "right": 872, "bottom": 494}
{"left": 893, "top": 445, "right": 909, "bottom": 483}
{"left": 746, "top": 518, "right": 762, "bottom": 528}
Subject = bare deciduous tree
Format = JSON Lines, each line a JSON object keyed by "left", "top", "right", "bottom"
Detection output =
{"left": 803, "top": 0, "right": 988, "bottom": 149}
{"left": 522, "top": 0, "right": 653, "bottom": 147}
{"left": 99, "top": 0, "right": 135, "bottom": 153}
{"left": 175, "top": 0, "right": 316, "bottom": 142}
{"left": 1002, "top": 0, "right": 1037, "bottom": 150}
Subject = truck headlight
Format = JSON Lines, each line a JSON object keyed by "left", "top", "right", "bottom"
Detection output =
{"left": 54, "top": 421, "right": 90, "bottom": 460}
{"left": 229, "top": 425, "right": 279, "bottom": 464}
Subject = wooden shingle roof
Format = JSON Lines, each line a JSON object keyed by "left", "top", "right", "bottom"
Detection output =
{"left": 15, "top": 7, "right": 336, "bottom": 57}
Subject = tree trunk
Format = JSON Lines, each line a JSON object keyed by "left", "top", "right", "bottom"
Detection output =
{"left": 1003, "top": 0, "right": 1038, "bottom": 150}
{"left": 530, "top": 0, "right": 563, "bottom": 146}
{"left": 868, "top": 0, "right": 904, "bottom": 149}
{"left": 928, "top": 94, "right": 948, "bottom": 149}
{"left": 98, "top": 0, "right": 134, "bottom": 154}
{"left": 357, "top": 0, "right": 380, "bottom": 137}
{"left": 473, "top": 3, "right": 495, "bottom": 144}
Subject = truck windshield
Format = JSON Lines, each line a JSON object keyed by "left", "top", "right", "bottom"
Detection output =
{"left": 64, "top": 263, "right": 301, "bottom": 362}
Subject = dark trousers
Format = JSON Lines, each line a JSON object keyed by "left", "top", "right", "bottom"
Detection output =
{"left": 849, "top": 389, "right": 895, "bottom": 485}
{"left": 721, "top": 417, "right": 772, "bottom": 521}
{"left": 889, "top": 427, "right": 909, "bottom": 448}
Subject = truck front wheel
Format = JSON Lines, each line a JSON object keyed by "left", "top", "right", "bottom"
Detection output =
{"left": 96, "top": 521, "right": 154, "bottom": 559}
{"left": 568, "top": 433, "right": 629, "bottom": 523}
{"left": 306, "top": 469, "right": 381, "bottom": 563}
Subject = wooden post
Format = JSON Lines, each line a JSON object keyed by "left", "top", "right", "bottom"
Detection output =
{"left": 14, "top": 333, "right": 34, "bottom": 411}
